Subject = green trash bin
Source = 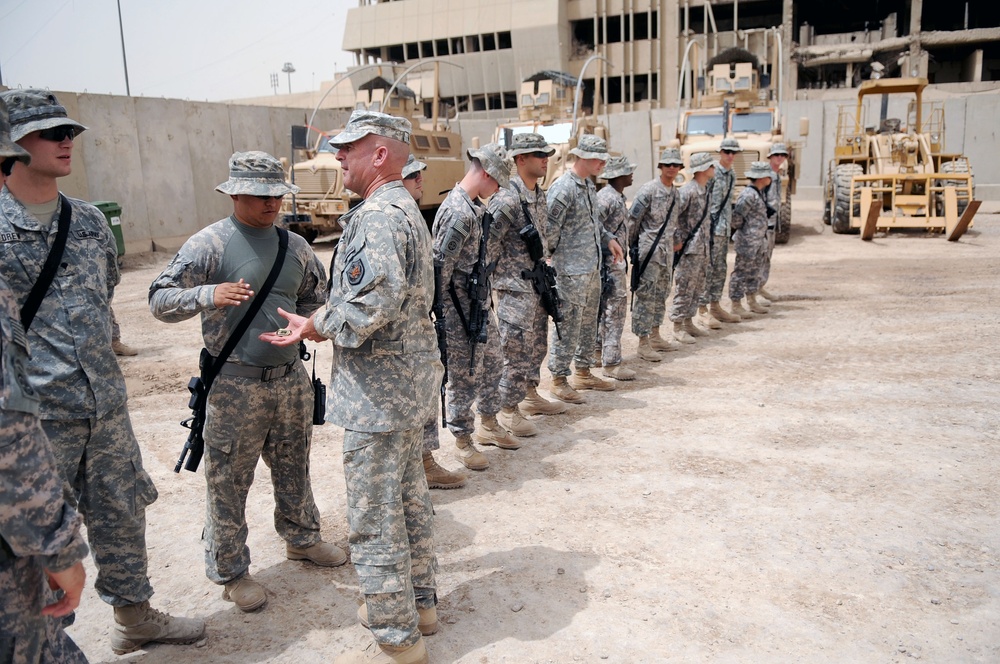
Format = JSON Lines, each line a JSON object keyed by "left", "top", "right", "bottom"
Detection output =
{"left": 93, "top": 201, "right": 125, "bottom": 256}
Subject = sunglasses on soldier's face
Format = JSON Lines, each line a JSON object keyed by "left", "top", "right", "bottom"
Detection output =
{"left": 38, "top": 126, "right": 78, "bottom": 142}
{"left": 720, "top": 149, "right": 736, "bottom": 155}
{"left": 252, "top": 194, "right": 284, "bottom": 201}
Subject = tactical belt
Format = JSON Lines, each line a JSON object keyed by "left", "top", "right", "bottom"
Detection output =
{"left": 218, "top": 360, "right": 296, "bottom": 382}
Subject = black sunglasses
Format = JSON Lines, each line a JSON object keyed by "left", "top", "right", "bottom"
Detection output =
{"left": 38, "top": 126, "right": 78, "bottom": 142}
{"left": 720, "top": 149, "right": 737, "bottom": 155}
{"left": 252, "top": 194, "right": 284, "bottom": 201}
{"left": 529, "top": 151, "right": 551, "bottom": 159}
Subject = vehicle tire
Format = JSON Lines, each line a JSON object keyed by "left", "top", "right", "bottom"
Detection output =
{"left": 940, "top": 158, "right": 974, "bottom": 216}
{"left": 832, "top": 163, "right": 863, "bottom": 234}
{"left": 775, "top": 200, "right": 792, "bottom": 244}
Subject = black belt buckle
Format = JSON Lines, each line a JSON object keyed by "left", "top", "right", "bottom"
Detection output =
{"left": 261, "top": 363, "right": 287, "bottom": 382}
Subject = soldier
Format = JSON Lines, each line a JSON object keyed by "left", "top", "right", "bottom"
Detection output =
{"left": 487, "top": 133, "right": 566, "bottom": 438}
{"left": 262, "top": 110, "right": 442, "bottom": 664}
{"left": 729, "top": 161, "right": 774, "bottom": 316}
{"left": 546, "top": 135, "right": 624, "bottom": 402}
{"left": 0, "top": 89, "right": 205, "bottom": 655}
{"left": 629, "top": 148, "right": 683, "bottom": 361}
{"left": 432, "top": 143, "right": 518, "bottom": 471}
{"left": 0, "top": 96, "right": 90, "bottom": 664}
{"left": 698, "top": 138, "right": 744, "bottom": 327}
{"left": 401, "top": 154, "right": 468, "bottom": 490}
{"left": 595, "top": 155, "right": 636, "bottom": 380}
{"left": 669, "top": 152, "right": 716, "bottom": 344}
{"left": 760, "top": 142, "right": 789, "bottom": 304}
{"left": 149, "top": 151, "right": 347, "bottom": 612}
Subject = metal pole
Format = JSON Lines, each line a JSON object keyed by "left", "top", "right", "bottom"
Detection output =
{"left": 116, "top": 0, "right": 131, "bottom": 95}
{"left": 572, "top": 54, "right": 612, "bottom": 135}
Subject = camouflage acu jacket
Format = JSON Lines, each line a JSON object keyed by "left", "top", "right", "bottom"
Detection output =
{"left": 732, "top": 185, "right": 770, "bottom": 243}
{"left": 708, "top": 164, "right": 736, "bottom": 236}
{"left": 487, "top": 175, "right": 548, "bottom": 293}
{"left": 596, "top": 186, "right": 628, "bottom": 272}
{"left": 546, "top": 171, "right": 612, "bottom": 277}
{"left": 673, "top": 179, "right": 713, "bottom": 258}
{"left": 628, "top": 178, "right": 678, "bottom": 267}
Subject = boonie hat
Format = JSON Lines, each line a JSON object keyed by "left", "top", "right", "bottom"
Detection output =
{"left": 330, "top": 110, "right": 411, "bottom": 146}
{"left": 689, "top": 152, "right": 716, "bottom": 174}
{"left": 768, "top": 142, "right": 789, "bottom": 157}
{"left": 600, "top": 155, "right": 636, "bottom": 180}
{"left": 508, "top": 132, "right": 555, "bottom": 157}
{"left": 719, "top": 137, "right": 743, "bottom": 152}
{"left": 0, "top": 89, "right": 87, "bottom": 143}
{"left": 657, "top": 148, "right": 684, "bottom": 166}
{"left": 569, "top": 134, "right": 608, "bottom": 160}
{"left": 215, "top": 151, "right": 299, "bottom": 196}
{"left": 0, "top": 98, "right": 31, "bottom": 165}
{"left": 467, "top": 143, "right": 511, "bottom": 189}
{"left": 402, "top": 154, "right": 427, "bottom": 179}
{"left": 745, "top": 161, "right": 774, "bottom": 180}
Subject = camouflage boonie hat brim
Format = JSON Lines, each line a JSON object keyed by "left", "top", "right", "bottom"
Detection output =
{"left": 215, "top": 151, "right": 299, "bottom": 196}
{"left": 467, "top": 143, "right": 511, "bottom": 189}
{"left": 657, "top": 148, "right": 684, "bottom": 166}
{"left": 719, "top": 137, "right": 743, "bottom": 152}
{"left": 745, "top": 161, "right": 774, "bottom": 180}
{"left": 0, "top": 89, "right": 86, "bottom": 143}
{"left": 402, "top": 154, "right": 427, "bottom": 179}
{"left": 0, "top": 98, "right": 31, "bottom": 165}
{"left": 330, "top": 110, "right": 411, "bottom": 146}
{"left": 600, "top": 155, "right": 636, "bottom": 180}
{"left": 689, "top": 152, "right": 716, "bottom": 174}
{"left": 569, "top": 134, "right": 608, "bottom": 160}
{"left": 508, "top": 132, "right": 555, "bottom": 157}
{"left": 768, "top": 142, "right": 789, "bottom": 157}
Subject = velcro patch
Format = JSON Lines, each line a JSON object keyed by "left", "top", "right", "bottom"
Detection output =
{"left": 0, "top": 232, "right": 19, "bottom": 242}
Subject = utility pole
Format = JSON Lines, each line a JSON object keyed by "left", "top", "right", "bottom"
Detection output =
{"left": 117, "top": 0, "right": 131, "bottom": 95}
{"left": 270, "top": 73, "right": 279, "bottom": 95}
{"left": 282, "top": 62, "right": 296, "bottom": 94}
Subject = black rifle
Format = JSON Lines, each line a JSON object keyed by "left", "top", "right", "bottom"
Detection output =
{"left": 519, "top": 223, "right": 563, "bottom": 339}
{"left": 630, "top": 194, "right": 677, "bottom": 308}
{"left": 432, "top": 259, "right": 449, "bottom": 427}
{"left": 598, "top": 255, "right": 615, "bottom": 319}
{"left": 673, "top": 181, "right": 715, "bottom": 270}
{"left": 465, "top": 211, "right": 493, "bottom": 374}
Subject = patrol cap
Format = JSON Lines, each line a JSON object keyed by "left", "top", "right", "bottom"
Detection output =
{"left": 689, "top": 152, "right": 716, "bottom": 174}
{"left": 745, "top": 161, "right": 773, "bottom": 180}
{"left": 508, "top": 132, "right": 555, "bottom": 158}
{"left": 330, "top": 110, "right": 411, "bottom": 146}
{"left": 657, "top": 148, "right": 684, "bottom": 167}
{"left": 768, "top": 142, "right": 789, "bottom": 157}
{"left": 0, "top": 89, "right": 87, "bottom": 143}
{"left": 0, "top": 98, "right": 31, "bottom": 165}
{"left": 569, "top": 134, "right": 608, "bottom": 161}
{"left": 719, "top": 137, "right": 743, "bottom": 152}
{"left": 402, "top": 154, "right": 427, "bottom": 179}
{"left": 600, "top": 155, "right": 636, "bottom": 180}
{"left": 467, "top": 142, "right": 510, "bottom": 189}
{"left": 215, "top": 151, "right": 299, "bottom": 196}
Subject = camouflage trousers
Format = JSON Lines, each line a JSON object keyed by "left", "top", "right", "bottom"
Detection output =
{"left": 762, "top": 227, "right": 776, "bottom": 285}
{"left": 631, "top": 260, "right": 672, "bottom": 337}
{"left": 669, "top": 251, "right": 709, "bottom": 322}
{"left": 203, "top": 362, "right": 321, "bottom": 584}
{"left": 42, "top": 403, "right": 157, "bottom": 606}
{"left": 0, "top": 556, "right": 87, "bottom": 664}
{"left": 495, "top": 289, "right": 548, "bottom": 408}
{"left": 597, "top": 266, "right": 628, "bottom": 366}
{"left": 729, "top": 230, "right": 769, "bottom": 300}
{"left": 344, "top": 426, "right": 437, "bottom": 649}
{"left": 422, "top": 415, "right": 440, "bottom": 454}
{"left": 699, "top": 233, "right": 730, "bottom": 305}
{"left": 443, "top": 286, "right": 502, "bottom": 436}
{"left": 548, "top": 270, "right": 601, "bottom": 377}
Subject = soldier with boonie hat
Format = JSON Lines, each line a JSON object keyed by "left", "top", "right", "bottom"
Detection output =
{"left": 467, "top": 143, "right": 511, "bottom": 189}
{"left": 688, "top": 151, "right": 717, "bottom": 174}
{"left": 697, "top": 137, "right": 744, "bottom": 328}
{"left": 657, "top": 147, "right": 685, "bottom": 166}
{"left": 760, "top": 142, "right": 790, "bottom": 303}
{"left": 599, "top": 155, "right": 636, "bottom": 181}
{"left": 507, "top": 132, "right": 556, "bottom": 158}
{"left": 729, "top": 160, "right": 774, "bottom": 318}
{"left": 0, "top": 88, "right": 86, "bottom": 143}
{"left": 720, "top": 136, "right": 743, "bottom": 153}
{"left": 746, "top": 160, "right": 775, "bottom": 180}
{"left": 767, "top": 142, "right": 789, "bottom": 157}
{"left": 569, "top": 133, "right": 609, "bottom": 161}
{"left": 215, "top": 150, "right": 299, "bottom": 197}
{"left": 401, "top": 154, "right": 427, "bottom": 179}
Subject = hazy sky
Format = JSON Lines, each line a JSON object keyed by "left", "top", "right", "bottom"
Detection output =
{"left": 0, "top": 0, "right": 357, "bottom": 101}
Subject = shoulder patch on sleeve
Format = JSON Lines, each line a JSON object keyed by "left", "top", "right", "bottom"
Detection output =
{"left": 440, "top": 214, "right": 472, "bottom": 258}
{"left": 342, "top": 247, "right": 375, "bottom": 292}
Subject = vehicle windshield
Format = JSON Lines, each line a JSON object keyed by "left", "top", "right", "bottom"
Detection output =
{"left": 730, "top": 112, "right": 773, "bottom": 133}
{"left": 499, "top": 122, "right": 574, "bottom": 148}
{"left": 316, "top": 136, "right": 338, "bottom": 153}
{"left": 686, "top": 113, "right": 725, "bottom": 135}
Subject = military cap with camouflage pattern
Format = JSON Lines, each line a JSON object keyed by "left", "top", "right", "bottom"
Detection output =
{"left": 0, "top": 89, "right": 86, "bottom": 142}
{"left": 689, "top": 151, "right": 716, "bottom": 174}
{"left": 600, "top": 155, "right": 636, "bottom": 180}
{"left": 657, "top": 148, "right": 684, "bottom": 166}
{"left": 569, "top": 134, "right": 609, "bottom": 160}
{"left": 507, "top": 132, "right": 555, "bottom": 157}
{"left": 330, "top": 110, "right": 411, "bottom": 146}
{"left": 0, "top": 98, "right": 31, "bottom": 164}
{"left": 745, "top": 161, "right": 774, "bottom": 180}
{"left": 467, "top": 142, "right": 511, "bottom": 189}
{"left": 402, "top": 154, "right": 427, "bottom": 179}
{"left": 215, "top": 151, "right": 300, "bottom": 196}
{"left": 768, "top": 142, "right": 789, "bottom": 157}
{"left": 719, "top": 137, "right": 743, "bottom": 152}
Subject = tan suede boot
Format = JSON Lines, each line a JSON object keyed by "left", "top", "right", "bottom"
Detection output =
{"left": 592, "top": 344, "right": 603, "bottom": 367}
{"left": 747, "top": 293, "right": 769, "bottom": 314}
{"left": 497, "top": 406, "right": 538, "bottom": 437}
{"left": 111, "top": 601, "right": 206, "bottom": 654}
{"left": 683, "top": 317, "right": 709, "bottom": 337}
{"left": 520, "top": 386, "right": 567, "bottom": 415}
{"left": 730, "top": 299, "right": 753, "bottom": 319}
{"left": 637, "top": 336, "right": 662, "bottom": 362}
{"left": 358, "top": 602, "right": 439, "bottom": 636}
{"left": 473, "top": 415, "right": 521, "bottom": 449}
{"left": 112, "top": 339, "right": 139, "bottom": 356}
{"left": 602, "top": 363, "right": 636, "bottom": 380}
{"left": 333, "top": 638, "right": 428, "bottom": 664}
{"left": 757, "top": 286, "right": 776, "bottom": 303}
{"left": 221, "top": 574, "right": 267, "bottom": 613}
{"left": 698, "top": 305, "right": 722, "bottom": 329}
{"left": 549, "top": 376, "right": 585, "bottom": 403}
{"left": 710, "top": 301, "right": 741, "bottom": 323}
{"left": 673, "top": 321, "right": 695, "bottom": 344}
{"left": 649, "top": 326, "right": 676, "bottom": 352}
{"left": 454, "top": 434, "right": 489, "bottom": 471}
{"left": 286, "top": 541, "right": 348, "bottom": 566}
{"left": 569, "top": 367, "right": 616, "bottom": 391}
{"left": 422, "top": 451, "right": 467, "bottom": 489}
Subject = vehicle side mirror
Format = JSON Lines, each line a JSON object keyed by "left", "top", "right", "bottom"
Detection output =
{"left": 291, "top": 125, "right": 309, "bottom": 150}
{"left": 799, "top": 117, "right": 810, "bottom": 137}
{"left": 651, "top": 123, "right": 662, "bottom": 142}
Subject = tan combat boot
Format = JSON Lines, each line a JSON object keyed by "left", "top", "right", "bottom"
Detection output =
{"left": 730, "top": 299, "right": 753, "bottom": 319}
{"left": 757, "top": 286, "right": 776, "bottom": 303}
{"left": 454, "top": 434, "right": 489, "bottom": 471}
{"left": 549, "top": 376, "right": 585, "bottom": 404}
{"left": 673, "top": 321, "right": 696, "bottom": 344}
{"left": 569, "top": 367, "right": 616, "bottom": 392}
{"left": 602, "top": 363, "right": 636, "bottom": 381}
{"left": 112, "top": 339, "right": 138, "bottom": 356}
{"left": 498, "top": 406, "right": 538, "bottom": 437}
{"left": 747, "top": 293, "right": 769, "bottom": 314}
{"left": 111, "top": 601, "right": 206, "bottom": 654}
{"left": 222, "top": 574, "right": 267, "bottom": 613}
{"left": 358, "top": 602, "right": 439, "bottom": 636}
{"left": 649, "top": 327, "right": 676, "bottom": 352}
{"left": 683, "top": 318, "right": 709, "bottom": 337}
{"left": 287, "top": 541, "right": 348, "bottom": 567}
{"left": 592, "top": 344, "right": 603, "bottom": 367}
{"left": 422, "top": 452, "right": 466, "bottom": 489}
{"left": 333, "top": 637, "right": 428, "bottom": 664}
{"left": 710, "top": 301, "right": 741, "bottom": 323}
{"left": 637, "top": 336, "right": 662, "bottom": 362}
{"left": 520, "top": 386, "right": 567, "bottom": 415}
{"left": 698, "top": 305, "right": 722, "bottom": 329}
{"left": 473, "top": 415, "right": 521, "bottom": 449}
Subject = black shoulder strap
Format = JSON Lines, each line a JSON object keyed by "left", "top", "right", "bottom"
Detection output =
{"left": 634, "top": 190, "right": 677, "bottom": 284}
{"left": 20, "top": 194, "right": 72, "bottom": 331}
{"left": 202, "top": 227, "right": 289, "bottom": 387}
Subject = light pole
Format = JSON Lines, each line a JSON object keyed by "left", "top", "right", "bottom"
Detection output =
{"left": 116, "top": 0, "right": 131, "bottom": 95}
{"left": 282, "top": 62, "right": 296, "bottom": 94}
{"left": 270, "top": 73, "right": 279, "bottom": 95}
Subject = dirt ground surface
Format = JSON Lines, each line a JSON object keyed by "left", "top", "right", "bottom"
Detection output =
{"left": 66, "top": 202, "right": 1000, "bottom": 663}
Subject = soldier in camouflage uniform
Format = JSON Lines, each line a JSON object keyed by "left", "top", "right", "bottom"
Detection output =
{"left": 697, "top": 138, "right": 744, "bottom": 327}
{"left": 759, "top": 142, "right": 789, "bottom": 304}
{"left": 595, "top": 155, "right": 636, "bottom": 380}
{"left": 629, "top": 148, "right": 683, "bottom": 361}
{"left": 669, "top": 152, "right": 716, "bottom": 344}
{"left": 729, "top": 161, "right": 774, "bottom": 317}
{"left": 433, "top": 143, "right": 519, "bottom": 471}
{"left": 0, "top": 97, "right": 89, "bottom": 664}
{"left": 486, "top": 133, "right": 565, "bottom": 437}
{"left": 0, "top": 89, "right": 205, "bottom": 655}
{"left": 149, "top": 151, "right": 346, "bottom": 613}
{"left": 546, "top": 135, "right": 624, "bottom": 402}
{"left": 262, "top": 111, "right": 442, "bottom": 664}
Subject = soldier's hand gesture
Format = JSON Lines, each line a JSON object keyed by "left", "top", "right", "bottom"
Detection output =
{"left": 214, "top": 278, "right": 254, "bottom": 307}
